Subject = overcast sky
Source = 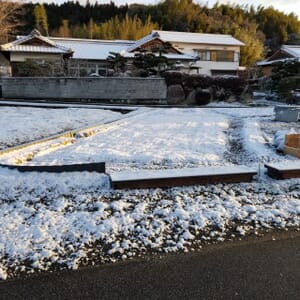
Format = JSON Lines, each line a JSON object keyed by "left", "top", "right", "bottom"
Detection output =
{"left": 27, "top": 0, "right": 300, "bottom": 18}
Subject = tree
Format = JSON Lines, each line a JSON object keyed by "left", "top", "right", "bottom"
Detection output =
{"left": 52, "top": 19, "right": 70, "bottom": 37}
{"left": 271, "top": 59, "right": 300, "bottom": 86}
{"left": 0, "top": 0, "right": 23, "bottom": 43}
{"left": 97, "top": 14, "right": 157, "bottom": 40}
{"left": 132, "top": 45, "right": 170, "bottom": 76}
{"left": 269, "top": 59, "right": 300, "bottom": 100}
{"left": 255, "top": 7, "right": 300, "bottom": 53}
{"left": 88, "top": 17, "right": 94, "bottom": 39}
{"left": 33, "top": 4, "right": 48, "bottom": 36}
{"left": 106, "top": 52, "right": 127, "bottom": 72}
{"left": 234, "top": 27, "right": 265, "bottom": 67}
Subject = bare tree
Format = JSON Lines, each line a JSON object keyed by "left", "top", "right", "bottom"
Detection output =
{"left": 0, "top": 0, "right": 23, "bottom": 43}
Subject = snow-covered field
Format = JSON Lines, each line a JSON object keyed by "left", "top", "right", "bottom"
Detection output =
{"left": 0, "top": 103, "right": 300, "bottom": 280}
{"left": 0, "top": 106, "right": 122, "bottom": 150}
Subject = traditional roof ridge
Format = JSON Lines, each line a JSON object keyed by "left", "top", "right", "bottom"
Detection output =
{"left": 259, "top": 44, "right": 300, "bottom": 65}
{"left": 1, "top": 29, "right": 73, "bottom": 54}
{"left": 126, "top": 31, "right": 182, "bottom": 53}
{"left": 50, "top": 36, "right": 135, "bottom": 45}
{"left": 154, "top": 30, "right": 236, "bottom": 37}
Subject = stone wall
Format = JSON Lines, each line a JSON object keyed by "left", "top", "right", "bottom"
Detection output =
{"left": 0, "top": 77, "right": 167, "bottom": 103}
{"left": 162, "top": 71, "right": 247, "bottom": 105}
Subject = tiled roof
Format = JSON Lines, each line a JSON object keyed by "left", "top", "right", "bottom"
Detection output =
{"left": 154, "top": 30, "right": 244, "bottom": 46}
{"left": 282, "top": 45, "right": 300, "bottom": 58}
{"left": 50, "top": 37, "right": 134, "bottom": 60}
{"left": 128, "top": 30, "right": 244, "bottom": 52}
{"left": 1, "top": 45, "right": 71, "bottom": 54}
{"left": 126, "top": 32, "right": 162, "bottom": 52}
{"left": 50, "top": 37, "right": 195, "bottom": 61}
{"left": 257, "top": 45, "right": 300, "bottom": 66}
{"left": 0, "top": 29, "right": 73, "bottom": 55}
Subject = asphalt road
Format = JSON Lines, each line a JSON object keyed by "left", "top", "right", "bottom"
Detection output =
{"left": 1, "top": 231, "right": 300, "bottom": 300}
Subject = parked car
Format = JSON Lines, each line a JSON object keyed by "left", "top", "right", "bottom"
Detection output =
{"left": 88, "top": 72, "right": 104, "bottom": 77}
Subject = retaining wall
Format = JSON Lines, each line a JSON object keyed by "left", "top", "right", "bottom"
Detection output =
{"left": 0, "top": 77, "right": 167, "bottom": 102}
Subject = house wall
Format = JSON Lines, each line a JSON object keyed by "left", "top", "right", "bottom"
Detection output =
{"left": 173, "top": 42, "right": 241, "bottom": 75}
{"left": 10, "top": 53, "right": 62, "bottom": 62}
{"left": 0, "top": 77, "right": 167, "bottom": 101}
{"left": 0, "top": 53, "right": 11, "bottom": 76}
{"left": 68, "top": 59, "right": 108, "bottom": 76}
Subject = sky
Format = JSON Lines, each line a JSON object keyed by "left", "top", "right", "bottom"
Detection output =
{"left": 28, "top": 0, "right": 300, "bottom": 18}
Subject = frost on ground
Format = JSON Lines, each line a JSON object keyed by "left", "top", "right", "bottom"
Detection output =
{"left": 0, "top": 106, "right": 293, "bottom": 170}
{"left": 0, "top": 105, "right": 300, "bottom": 280}
{"left": 0, "top": 168, "right": 299, "bottom": 280}
{"left": 0, "top": 106, "right": 122, "bottom": 150}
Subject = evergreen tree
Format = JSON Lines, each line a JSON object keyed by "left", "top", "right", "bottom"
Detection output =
{"left": 106, "top": 52, "right": 127, "bottom": 72}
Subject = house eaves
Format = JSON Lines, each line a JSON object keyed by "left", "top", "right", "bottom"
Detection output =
{"left": 257, "top": 45, "right": 300, "bottom": 66}
{"left": 151, "top": 30, "right": 245, "bottom": 47}
{"left": 1, "top": 29, "right": 73, "bottom": 55}
{"left": 126, "top": 32, "right": 182, "bottom": 53}
{"left": 281, "top": 45, "right": 300, "bottom": 59}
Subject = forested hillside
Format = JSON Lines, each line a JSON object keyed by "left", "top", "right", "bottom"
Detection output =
{"left": 16, "top": 0, "right": 300, "bottom": 65}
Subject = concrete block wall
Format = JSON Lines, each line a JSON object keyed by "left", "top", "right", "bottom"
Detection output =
{"left": 0, "top": 77, "right": 167, "bottom": 101}
{"left": 274, "top": 105, "right": 300, "bottom": 122}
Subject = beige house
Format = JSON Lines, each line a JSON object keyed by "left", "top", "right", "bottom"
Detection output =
{"left": 0, "top": 29, "right": 245, "bottom": 77}
{"left": 128, "top": 30, "right": 245, "bottom": 76}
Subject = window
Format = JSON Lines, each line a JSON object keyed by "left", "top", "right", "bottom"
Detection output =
{"left": 215, "top": 51, "right": 234, "bottom": 62}
{"left": 195, "top": 50, "right": 210, "bottom": 61}
{"left": 195, "top": 50, "right": 235, "bottom": 62}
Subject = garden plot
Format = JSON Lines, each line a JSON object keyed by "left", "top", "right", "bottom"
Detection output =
{"left": 0, "top": 106, "right": 296, "bottom": 171}
{"left": 0, "top": 106, "right": 122, "bottom": 150}
{"left": 0, "top": 104, "right": 300, "bottom": 280}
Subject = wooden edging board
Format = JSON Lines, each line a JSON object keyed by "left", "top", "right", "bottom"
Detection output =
{"left": 111, "top": 166, "right": 257, "bottom": 189}
{"left": 283, "top": 146, "right": 300, "bottom": 159}
{"left": 0, "top": 162, "right": 106, "bottom": 173}
{"left": 264, "top": 162, "right": 300, "bottom": 179}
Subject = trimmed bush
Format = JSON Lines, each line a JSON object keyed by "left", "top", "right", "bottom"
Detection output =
{"left": 277, "top": 76, "right": 300, "bottom": 99}
{"left": 195, "top": 89, "right": 211, "bottom": 105}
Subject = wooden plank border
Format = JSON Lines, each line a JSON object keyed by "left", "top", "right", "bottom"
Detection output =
{"left": 0, "top": 162, "right": 106, "bottom": 173}
{"left": 265, "top": 163, "right": 300, "bottom": 180}
{"left": 112, "top": 171, "right": 256, "bottom": 189}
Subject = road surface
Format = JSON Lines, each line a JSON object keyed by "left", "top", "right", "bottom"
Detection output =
{"left": 1, "top": 231, "right": 299, "bottom": 299}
